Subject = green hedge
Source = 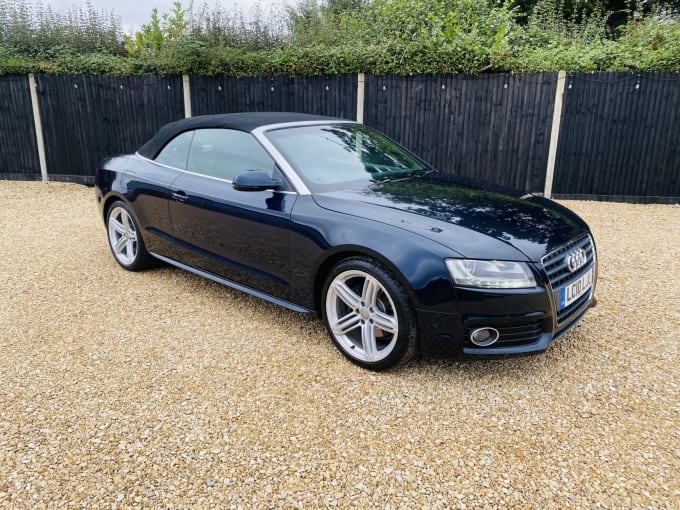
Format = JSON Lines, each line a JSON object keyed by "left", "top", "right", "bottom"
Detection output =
{"left": 2, "top": 45, "right": 678, "bottom": 77}
{"left": 1, "top": 0, "right": 679, "bottom": 76}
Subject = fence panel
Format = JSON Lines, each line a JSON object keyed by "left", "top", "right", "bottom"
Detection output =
{"left": 553, "top": 72, "right": 680, "bottom": 202}
{"left": 1, "top": 71, "right": 678, "bottom": 202}
{"left": 190, "top": 75, "right": 357, "bottom": 120}
{"left": 0, "top": 75, "right": 41, "bottom": 179}
{"left": 364, "top": 74, "right": 557, "bottom": 193}
{"left": 35, "top": 74, "right": 184, "bottom": 183}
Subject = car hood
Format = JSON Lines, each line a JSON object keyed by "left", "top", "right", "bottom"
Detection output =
{"left": 312, "top": 176, "right": 590, "bottom": 262}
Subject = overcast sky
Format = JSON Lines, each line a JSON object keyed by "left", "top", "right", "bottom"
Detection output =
{"left": 42, "top": 0, "right": 289, "bottom": 33}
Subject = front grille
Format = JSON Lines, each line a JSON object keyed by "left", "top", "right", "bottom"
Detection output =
{"left": 466, "top": 321, "right": 543, "bottom": 348}
{"left": 542, "top": 234, "right": 596, "bottom": 327}
{"left": 542, "top": 235, "right": 595, "bottom": 289}
{"left": 556, "top": 290, "right": 591, "bottom": 324}
{"left": 496, "top": 322, "right": 543, "bottom": 347}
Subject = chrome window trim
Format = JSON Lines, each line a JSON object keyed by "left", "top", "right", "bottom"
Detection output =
{"left": 136, "top": 120, "right": 357, "bottom": 196}
{"left": 252, "top": 120, "right": 356, "bottom": 196}
{"left": 136, "top": 151, "right": 185, "bottom": 173}
{"left": 134, "top": 152, "right": 297, "bottom": 195}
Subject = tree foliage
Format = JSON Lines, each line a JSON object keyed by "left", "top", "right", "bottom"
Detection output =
{"left": 0, "top": 0, "right": 122, "bottom": 56}
{"left": 0, "top": 0, "right": 678, "bottom": 76}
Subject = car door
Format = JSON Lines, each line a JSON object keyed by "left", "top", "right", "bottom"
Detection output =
{"left": 125, "top": 130, "right": 191, "bottom": 256}
{"left": 168, "top": 128, "right": 297, "bottom": 299}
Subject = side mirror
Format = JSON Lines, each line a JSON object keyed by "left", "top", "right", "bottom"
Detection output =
{"left": 232, "top": 170, "right": 282, "bottom": 192}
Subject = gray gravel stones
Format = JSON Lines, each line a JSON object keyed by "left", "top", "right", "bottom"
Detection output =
{"left": 1, "top": 181, "right": 678, "bottom": 508}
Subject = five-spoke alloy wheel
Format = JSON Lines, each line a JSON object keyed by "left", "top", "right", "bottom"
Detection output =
{"left": 323, "top": 258, "right": 417, "bottom": 370}
{"left": 106, "top": 201, "right": 153, "bottom": 271}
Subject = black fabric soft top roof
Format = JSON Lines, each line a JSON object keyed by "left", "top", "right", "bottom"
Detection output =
{"left": 137, "top": 112, "right": 344, "bottom": 159}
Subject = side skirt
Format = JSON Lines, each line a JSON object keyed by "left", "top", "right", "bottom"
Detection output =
{"left": 150, "top": 252, "right": 313, "bottom": 315}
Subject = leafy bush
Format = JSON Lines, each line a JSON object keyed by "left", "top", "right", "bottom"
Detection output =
{"left": 0, "top": 0, "right": 678, "bottom": 76}
{"left": 0, "top": 0, "right": 122, "bottom": 57}
{"left": 616, "top": 13, "right": 680, "bottom": 70}
{"left": 511, "top": 0, "right": 680, "bottom": 71}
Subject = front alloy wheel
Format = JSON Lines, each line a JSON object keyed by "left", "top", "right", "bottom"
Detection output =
{"left": 323, "top": 258, "right": 417, "bottom": 370}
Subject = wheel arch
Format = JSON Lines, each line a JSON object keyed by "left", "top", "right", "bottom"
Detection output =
{"left": 102, "top": 192, "right": 128, "bottom": 223}
{"left": 312, "top": 246, "right": 416, "bottom": 316}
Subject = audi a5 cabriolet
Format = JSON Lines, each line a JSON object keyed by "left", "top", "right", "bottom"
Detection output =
{"left": 95, "top": 112, "right": 597, "bottom": 370}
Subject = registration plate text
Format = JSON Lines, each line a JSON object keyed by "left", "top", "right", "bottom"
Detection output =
{"left": 560, "top": 268, "right": 593, "bottom": 309}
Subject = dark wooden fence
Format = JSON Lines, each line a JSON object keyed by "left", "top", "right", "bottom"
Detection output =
{"left": 1, "top": 71, "right": 678, "bottom": 202}
{"left": 35, "top": 75, "right": 184, "bottom": 182}
{"left": 190, "top": 75, "right": 357, "bottom": 119}
{"left": 554, "top": 72, "right": 680, "bottom": 202}
{"left": 364, "top": 74, "right": 556, "bottom": 192}
{"left": 0, "top": 75, "right": 40, "bottom": 180}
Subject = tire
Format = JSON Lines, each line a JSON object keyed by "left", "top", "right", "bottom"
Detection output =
{"left": 322, "top": 257, "right": 418, "bottom": 371}
{"left": 106, "top": 200, "right": 154, "bottom": 271}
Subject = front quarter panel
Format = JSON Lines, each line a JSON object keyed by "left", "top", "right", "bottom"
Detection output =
{"left": 289, "top": 195, "right": 459, "bottom": 312}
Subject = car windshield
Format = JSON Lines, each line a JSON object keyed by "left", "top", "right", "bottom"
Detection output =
{"left": 265, "top": 124, "right": 430, "bottom": 192}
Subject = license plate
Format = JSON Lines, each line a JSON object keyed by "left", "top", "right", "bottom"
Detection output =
{"left": 560, "top": 268, "right": 593, "bottom": 309}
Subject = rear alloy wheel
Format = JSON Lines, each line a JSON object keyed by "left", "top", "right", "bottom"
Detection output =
{"left": 106, "top": 201, "right": 153, "bottom": 271}
{"left": 323, "top": 258, "right": 417, "bottom": 370}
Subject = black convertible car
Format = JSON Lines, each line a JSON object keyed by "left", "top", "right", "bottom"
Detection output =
{"left": 95, "top": 112, "right": 597, "bottom": 370}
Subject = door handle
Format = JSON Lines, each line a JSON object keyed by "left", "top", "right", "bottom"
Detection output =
{"left": 172, "top": 191, "right": 188, "bottom": 202}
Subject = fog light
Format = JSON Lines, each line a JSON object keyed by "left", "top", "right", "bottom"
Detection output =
{"left": 469, "top": 327, "right": 500, "bottom": 347}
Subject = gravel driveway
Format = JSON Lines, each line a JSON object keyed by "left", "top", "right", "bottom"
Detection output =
{"left": 1, "top": 181, "right": 678, "bottom": 509}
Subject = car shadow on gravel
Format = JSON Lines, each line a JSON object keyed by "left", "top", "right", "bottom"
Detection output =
{"left": 143, "top": 264, "right": 585, "bottom": 375}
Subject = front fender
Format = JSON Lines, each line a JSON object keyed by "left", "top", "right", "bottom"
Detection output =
{"left": 289, "top": 196, "right": 458, "bottom": 313}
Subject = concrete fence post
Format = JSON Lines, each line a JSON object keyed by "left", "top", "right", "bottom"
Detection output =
{"left": 544, "top": 70, "right": 567, "bottom": 199}
{"left": 28, "top": 73, "right": 48, "bottom": 182}
{"left": 183, "top": 74, "right": 192, "bottom": 118}
{"left": 356, "top": 73, "right": 365, "bottom": 124}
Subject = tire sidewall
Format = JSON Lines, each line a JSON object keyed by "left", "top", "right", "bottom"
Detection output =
{"left": 106, "top": 200, "right": 149, "bottom": 271}
{"left": 322, "top": 257, "right": 417, "bottom": 371}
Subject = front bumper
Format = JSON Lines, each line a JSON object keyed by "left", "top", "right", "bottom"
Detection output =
{"left": 417, "top": 298, "right": 594, "bottom": 357}
{"left": 416, "top": 259, "right": 597, "bottom": 357}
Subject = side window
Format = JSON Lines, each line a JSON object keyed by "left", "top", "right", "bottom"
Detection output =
{"left": 187, "top": 129, "right": 276, "bottom": 181}
{"left": 155, "top": 131, "right": 193, "bottom": 169}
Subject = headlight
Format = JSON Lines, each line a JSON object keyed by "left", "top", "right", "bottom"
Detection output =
{"left": 445, "top": 259, "right": 536, "bottom": 289}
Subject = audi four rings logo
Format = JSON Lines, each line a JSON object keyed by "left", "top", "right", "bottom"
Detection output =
{"left": 565, "top": 248, "right": 587, "bottom": 273}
